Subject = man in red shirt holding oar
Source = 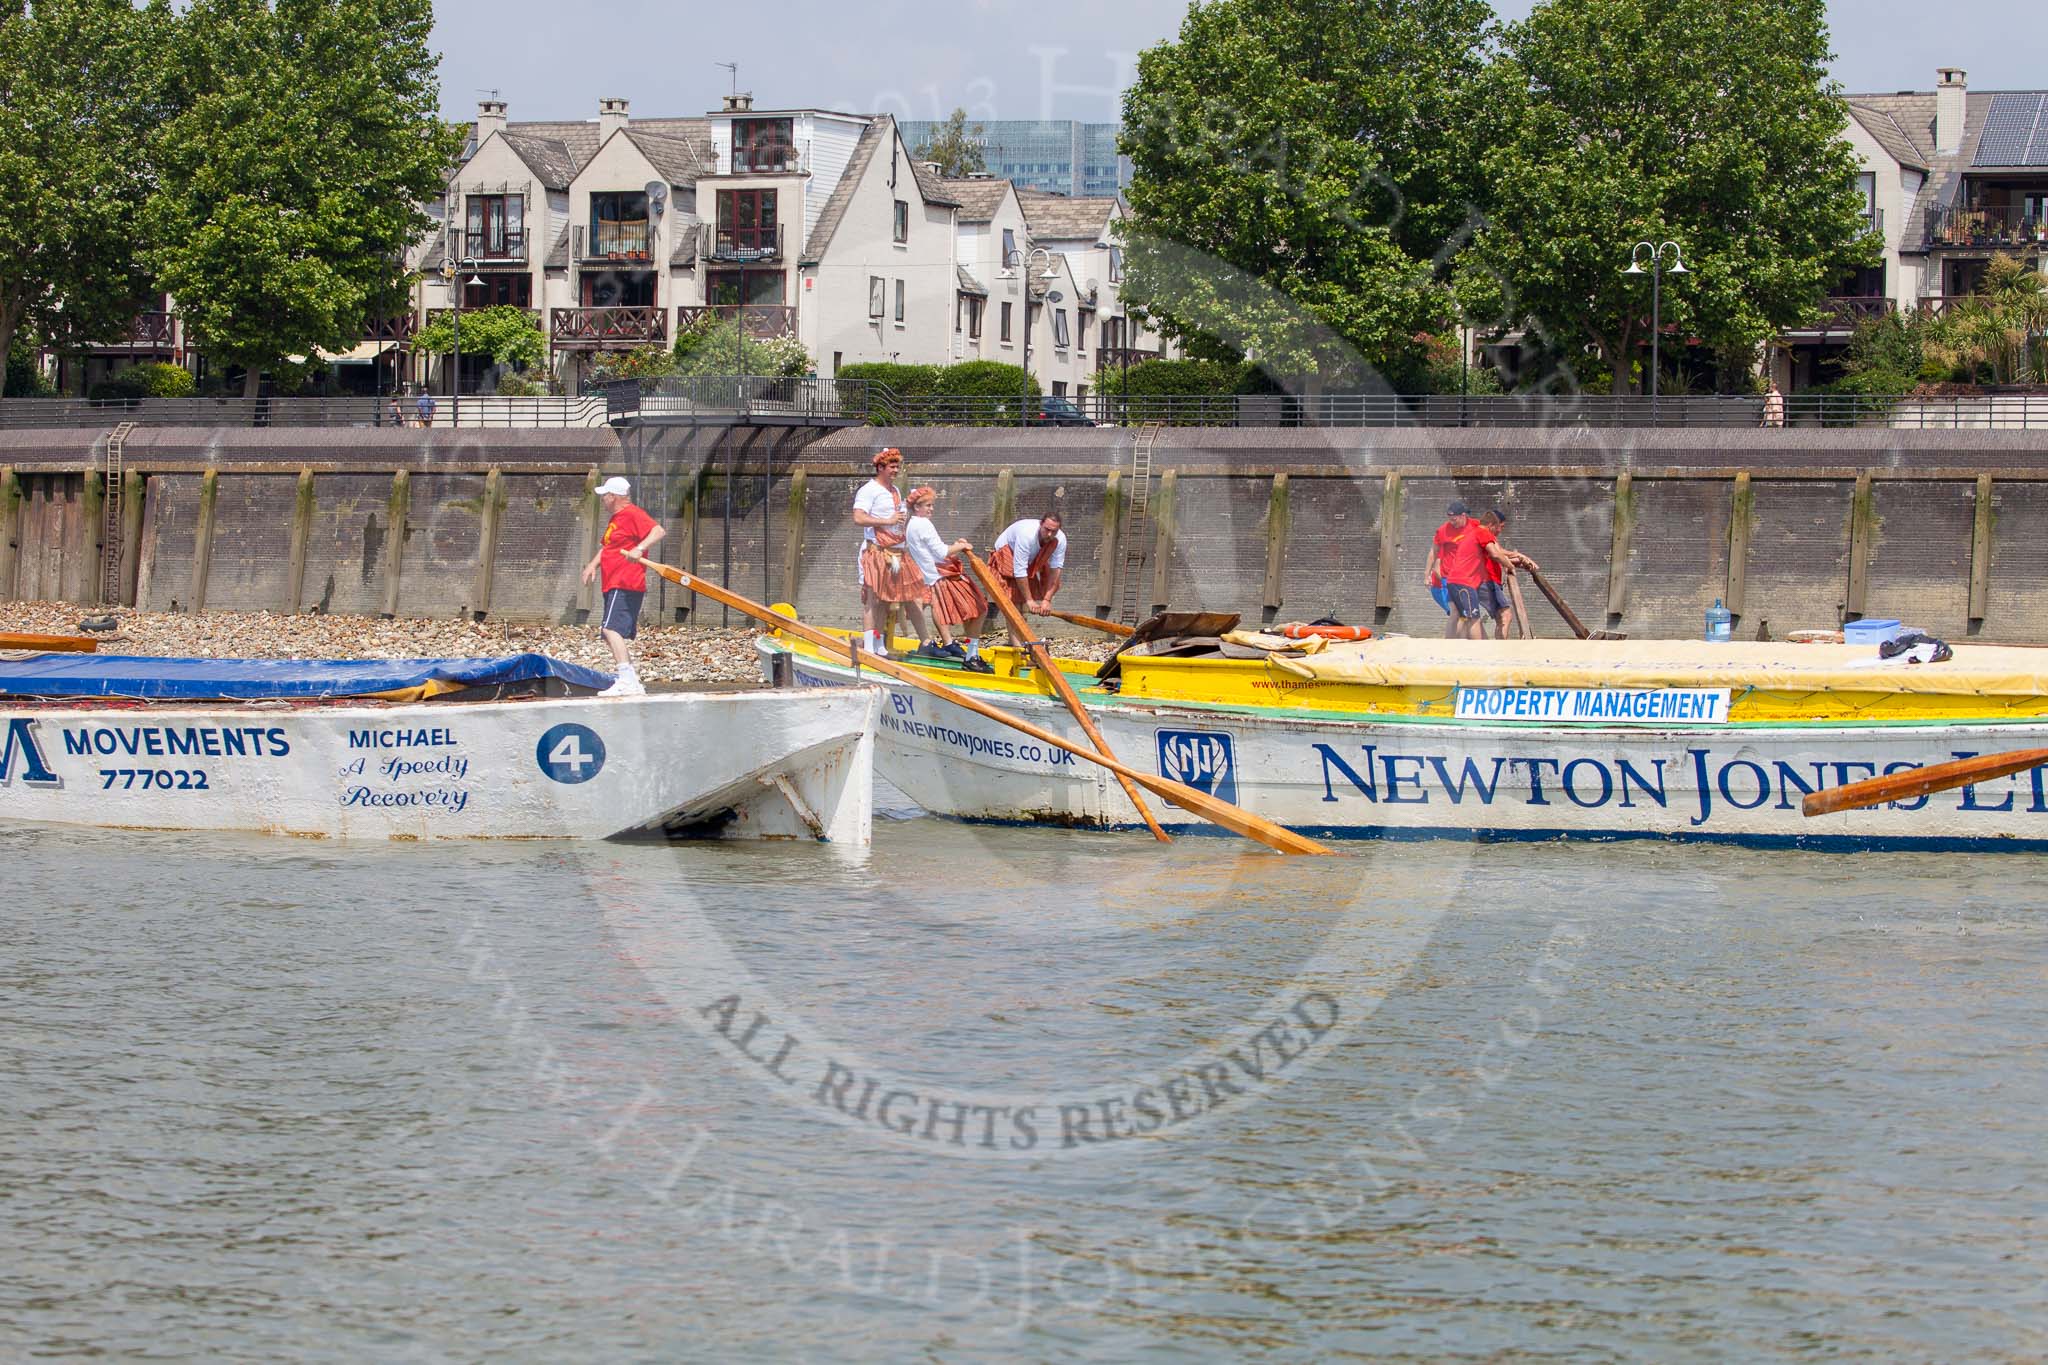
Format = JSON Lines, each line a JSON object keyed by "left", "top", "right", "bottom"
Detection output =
{"left": 580, "top": 476, "right": 665, "bottom": 697}
{"left": 1424, "top": 500, "right": 1516, "bottom": 642}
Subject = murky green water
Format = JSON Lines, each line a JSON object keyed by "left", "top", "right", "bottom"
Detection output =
{"left": 6, "top": 807, "right": 2045, "bottom": 1360}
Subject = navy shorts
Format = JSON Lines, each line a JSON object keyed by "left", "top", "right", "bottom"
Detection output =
{"left": 1446, "top": 583, "right": 1485, "bottom": 620}
{"left": 1481, "top": 580, "right": 1514, "bottom": 616}
{"left": 600, "top": 588, "right": 643, "bottom": 639}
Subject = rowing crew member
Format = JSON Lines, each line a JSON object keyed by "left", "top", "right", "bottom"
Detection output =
{"left": 852, "top": 448, "right": 924, "bottom": 657}
{"left": 987, "top": 511, "right": 1065, "bottom": 616}
{"left": 902, "top": 487, "right": 994, "bottom": 671}
{"left": 580, "top": 476, "right": 666, "bottom": 697}
{"left": 1424, "top": 500, "right": 1515, "bottom": 642}
{"left": 1478, "top": 508, "right": 1538, "bottom": 639}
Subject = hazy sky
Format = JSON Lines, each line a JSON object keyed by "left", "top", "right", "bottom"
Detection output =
{"left": 432, "top": 1, "right": 2044, "bottom": 125}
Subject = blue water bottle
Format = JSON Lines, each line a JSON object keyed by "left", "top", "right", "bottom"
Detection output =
{"left": 1705, "top": 598, "right": 1733, "bottom": 642}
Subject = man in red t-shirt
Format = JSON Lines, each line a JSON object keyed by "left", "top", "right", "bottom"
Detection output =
{"left": 1424, "top": 500, "right": 1513, "bottom": 641}
{"left": 579, "top": 476, "right": 666, "bottom": 697}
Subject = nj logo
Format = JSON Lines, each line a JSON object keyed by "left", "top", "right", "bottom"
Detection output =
{"left": 1156, "top": 729, "right": 1237, "bottom": 804}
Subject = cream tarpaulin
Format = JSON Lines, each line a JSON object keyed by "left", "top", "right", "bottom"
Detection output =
{"left": 1278, "top": 637, "right": 2048, "bottom": 697}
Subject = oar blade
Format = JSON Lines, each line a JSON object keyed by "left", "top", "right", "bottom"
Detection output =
{"left": 1802, "top": 747, "right": 2048, "bottom": 817}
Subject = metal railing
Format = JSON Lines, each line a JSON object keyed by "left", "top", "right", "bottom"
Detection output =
{"left": 461, "top": 229, "right": 528, "bottom": 263}
{"left": 573, "top": 223, "right": 656, "bottom": 263}
{"left": 1782, "top": 295, "right": 1896, "bottom": 337}
{"left": 1925, "top": 204, "right": 2048, "bottom": 249}
{"left": 702, "top": 221, "right": 784, "bottom": 263}
{"left": 86, "top": 312, "right": 177, "bottom": 351}
{"left": 0, "top": 395, "right": 612, "bottom": 429}
{"left": 6, "top": 387, "right": 2047, "bottom": 431}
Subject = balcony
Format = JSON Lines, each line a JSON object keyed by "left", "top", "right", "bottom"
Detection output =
{"left": 1859, "top": 206, "right": 1884, "bottom": 238}
{"left": 1782, "top": 296, "right": 1895, "bottom": 340}
{"left": 574, "top": 223, "right": 656, "bottom": 264}
{"left": 1924, "top": 204, "right": 2048, "bottom": 250}
{"left": 364, "top": 315, "right": 417, "bottom": 343}
{"left": 1097, "top": 347, "right": 1166, "bottom": 371}
{"left": 459, "top": 230, "right": 528, "bottom": 264}
{"left": 551, "top": 306, "right": 667, "bottom": 349}
{"left": 677, "top": 304, "right": 797, "bottom": 338}
{"left": 92, "top": 311, "right": 177, "bottom": 353}
{"left": 702, "top": 221, "right": 784, "bottom": 264}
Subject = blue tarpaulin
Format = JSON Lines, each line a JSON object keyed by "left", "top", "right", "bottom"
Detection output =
{"left": 0, "top": 653, "right": 613, "bottom": 700}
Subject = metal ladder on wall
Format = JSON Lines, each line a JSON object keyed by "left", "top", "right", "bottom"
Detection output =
{"left": 1116, "top": 423, "right": 1164, "bottom": 624}
{"left": 99, "top": 422, "right": 134, "bottom": 606}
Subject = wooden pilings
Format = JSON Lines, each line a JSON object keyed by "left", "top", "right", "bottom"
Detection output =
{"left": 1148, "top": 469, "right": 1177, "bottom": 618}
{"left": 188, "top": 468, "right": 218, "bottom": 613}
{"left": 1725, "top": 471, "right": 1753, "bottom": 622}
{"left": 471, "top": 467, "right": 505, "bottom": 620}
{"left": 1375, "top": 472, "right": 1403, "bottom": 615}
{"left": 116, "top": 469, "right": 144, "bottom": 607}
{"left": 286, "top": 468, "right": 315, "bottom": 613}
{"left": 1606, "top": 472, "right": 1634, "bottom": 623}
{"left": 1845, "top": 471, "right": 1875, "bottom": 620}
{"left": 1094, "top": 469, "right": 1122, "bottom": 616}
{"left": 1970, "top": 474, "right": 1994, "bottom": 627}
{"left": 1262, "top": 473, "right": 1290, "bottom": 624}
{"left": 0, "top": 466, "right": 19, "bottom": 601}
{"left": 382, "top": 470, "right": 410, "bottom": 619}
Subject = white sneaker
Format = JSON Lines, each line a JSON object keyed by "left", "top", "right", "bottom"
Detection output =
{"left": 597, "top": 668, "right": 645, "bottom": 698}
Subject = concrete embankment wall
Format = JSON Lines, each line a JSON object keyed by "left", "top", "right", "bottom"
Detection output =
{"left": 6, "top": 423, "right": 2048, "bottom": 642}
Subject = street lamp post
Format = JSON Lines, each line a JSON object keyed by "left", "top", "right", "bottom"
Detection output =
{"left": 1624, "top": 241, "right": 1688, "bottom": 409}
{"left": 439, "top": 254, "right": 483, "bottom": 427}
{"left": 1002, "top": 245, "right": 1062, "bottom": 427}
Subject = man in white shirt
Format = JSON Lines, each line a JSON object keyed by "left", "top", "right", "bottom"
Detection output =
{"left": 851, "top": 448, "right": 914, "bottom": 655}
{"left": 988, "top": 513, "right": 1066, "bottom": 615}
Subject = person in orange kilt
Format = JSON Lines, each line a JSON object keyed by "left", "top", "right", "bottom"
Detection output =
{"left": 851, "top": 448, "right": 925, "bottom": 655}
{"left": 901, "top": 486, "right": 993, "bottom": 672}
{"left": 986, "top": 512, "right": 1066, "bottom": 614}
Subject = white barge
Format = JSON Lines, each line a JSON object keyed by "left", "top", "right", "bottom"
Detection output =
{"left": 0, "top": 653, "right": 876, "bottom": 843}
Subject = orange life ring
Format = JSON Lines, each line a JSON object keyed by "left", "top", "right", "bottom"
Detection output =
{"left": 1279, "top": 623, "right": 1373, "bottom": 641}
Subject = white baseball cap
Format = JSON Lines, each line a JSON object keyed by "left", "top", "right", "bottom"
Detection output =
{"left": 596, "top": 476, "right": 631, "bottom": 497}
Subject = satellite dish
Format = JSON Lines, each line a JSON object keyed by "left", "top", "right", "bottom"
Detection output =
{"left": 644, "top": 181, "right": 668, "bottom": 215}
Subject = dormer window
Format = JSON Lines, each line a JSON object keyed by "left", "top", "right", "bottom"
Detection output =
{"left": 732, "top": 118, "right": 795, "bottom": 174}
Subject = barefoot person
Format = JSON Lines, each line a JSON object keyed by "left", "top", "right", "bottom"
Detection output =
{"left": 579, "top": 476, "right": 665, "bottom": 697}
{"left": 901, "top": 486, "right": 993, "bottom": 671}
{"left": 988, "top": 512, "right": 1066, "bottom": 616}
{"left": 851, "top": 448, "right": 924, "bottom": 657}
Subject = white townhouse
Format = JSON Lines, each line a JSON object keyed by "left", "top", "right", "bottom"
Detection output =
{"left": 1778, "top": 67, "right": 2048, "bottom": 390}
{"left": 418, "top": 94, "right": 965, "bottom": 391}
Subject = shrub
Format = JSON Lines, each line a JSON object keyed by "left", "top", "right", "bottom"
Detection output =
{"left": 491, "top": 370, "right": 547, "bottom": 396}
{"left": 4, "top": 336, "right": 53, "bottom": 397}
{"left": 587, "top": 346, "right": 677, "bottom": 382}
{"left": 930, "top": 360, "right": 1039, "bottom": 425}
{"left": 671, "top": 315, "right": 811, "bottom": 378}
{"left": 836, "top": 362, "right": 942, "bottom": 422}
{"left": 411, "top": 305, "right": 546, "bottom": 372}
{"left": 131, "top": 361, "right": 195, "bottom": 397}
{"left": 88, "top": 372, "right": 148, "bottom": 400}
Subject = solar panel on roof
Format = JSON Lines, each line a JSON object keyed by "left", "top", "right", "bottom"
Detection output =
{"left": 1975, "top": 92, "right": 2048, "bottom": 166}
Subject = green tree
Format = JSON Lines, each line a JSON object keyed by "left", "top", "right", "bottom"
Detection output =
{"left": 1928, "top": 254, "right": 2048, "bottom": 385}
{"left": 0, "top": 0, "right": 166, "bottom": 404}
{"left": 145, "top": 0, "right": 457, "bottom": 396}
{"left": 411, "top": 305, "right": 547, "bottom": 373}
{"left": 671, "top": 316, "right": 810, "bottom": 377}
{"left": 1462, "top": 0, "right": 1872, "bottom": 395}
{"left": 1118, "top": 0, "right": 1495, "bottom": 389}
{"left": 912, "top": 108, "right": 986, "bottom": 178}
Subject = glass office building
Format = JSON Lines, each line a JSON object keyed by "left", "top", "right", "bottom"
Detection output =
{"left": 898, "top": 119, "right": 1128, "bottom": 197}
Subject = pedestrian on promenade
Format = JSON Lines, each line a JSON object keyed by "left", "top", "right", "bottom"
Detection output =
{"left": 387, "top": 393, "right": 403, "bottom": 428}
{"left": 1763, "top": 378, "right": 1785, "bottom": 428}
{"left": 415, "top": 388, "right": 436, "bottom": 428}
{"left": 988, "top": 512, "right": 1065, "bottom": 616}
{"left": 852, "top": 448, "right": 923, "bottom": 657}
{"left": 580, "top": 476, "right": 666, "bottom": 697}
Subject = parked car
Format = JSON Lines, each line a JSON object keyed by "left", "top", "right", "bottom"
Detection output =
{"left": 1031, "top": 395, "right": 1092, "bottom": 426}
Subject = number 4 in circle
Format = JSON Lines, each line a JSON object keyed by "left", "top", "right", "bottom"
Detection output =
{"left": 536, "top": 723, "right": 607, "bottom": 784}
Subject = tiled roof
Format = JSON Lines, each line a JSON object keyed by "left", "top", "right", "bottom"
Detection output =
{"left": 671, "top": 228, "right": 697, "bottom": 268}
{"left": 1017, "top": 189, "right": 1118, "bottom": 242}
{"left": 500, "top": 133, "right": 580, "bottom": 191}
{"left": 543, "top": 224, "right": 569, "bottom": 270}
{"left": 627, "top": 128, "right": 713, "bottom": 187}
{"left": 800, "top": 119, "right": 885, "bottom": 264}
{"left": 956, "top": 265, "right": 988, "bottom": 296}
{"left": 941, "top": 177, "right": 1012, "bottom": 224}
{"left": 1841, "top": 89, "right": 2034, "bottom": 260}
{"left": 910, "top": 158, "right": 960, "bottom": 208}
{"left": 1847, "top": 97, "right": 1933, "bottom": 170}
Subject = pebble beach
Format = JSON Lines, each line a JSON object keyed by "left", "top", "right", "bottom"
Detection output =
{"left": 2, "top": 602, "right": 1113, "bottom": 680}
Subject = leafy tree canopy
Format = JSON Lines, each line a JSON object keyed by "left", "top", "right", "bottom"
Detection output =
{"left": 411, "top": 305, "right": 546, "bottom": 372}
{"left": 0, "top": 0, "right": 166, "bottom": 399}
{"left": 1461, "top": 0, "right": 1873, "bottom": 394}
{"left": 145, "top": 0, "right": 458, "bottom": 396}
{"left": 912, "top": 108, "right": 987, "bottom": 179}
{"left": 1118, "top": 0, "right": 1495, "bottom": 388}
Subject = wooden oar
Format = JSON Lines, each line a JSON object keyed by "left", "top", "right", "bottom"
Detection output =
{"left": 1802, "top": 747, "right": 2048, "bottom": 818}
{"left": 0, "top": 633, "right": 98, "bottom": 653}
{"left": 1044, "top": 608, "right": 1133, "bottom": 638}
{"left": 1506, "top": 573, "right": 1533, "bottom": 640}
{"left": 964, "top": 551, "right": 1170, "bottom": 843}
{"left": 631, "top": 557, "right": 1330, "bottom": 855}
{"left": 1524, "top": 564, "right": 1590, "bottom": 640}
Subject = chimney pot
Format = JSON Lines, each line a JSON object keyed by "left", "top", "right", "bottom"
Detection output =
{"left": 475, "top": 98, "right": 507, "bottom": 146}
{"left": 722, "top": 92, "right": 754, "bottom": 112}
{"left": 599, "top": 96, "right": 630, "bottom": 139}
{"left": 1935, "top": 68, "right": 1967, "bottom": 156}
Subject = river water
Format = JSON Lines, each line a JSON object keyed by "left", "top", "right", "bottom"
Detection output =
{"left": 6, "top": 801, "right": 2046, "bottom": 1360}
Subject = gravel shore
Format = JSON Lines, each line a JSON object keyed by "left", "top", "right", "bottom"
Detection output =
{"left": 3, "top": 602, "right": 1116, "bottom": 681}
